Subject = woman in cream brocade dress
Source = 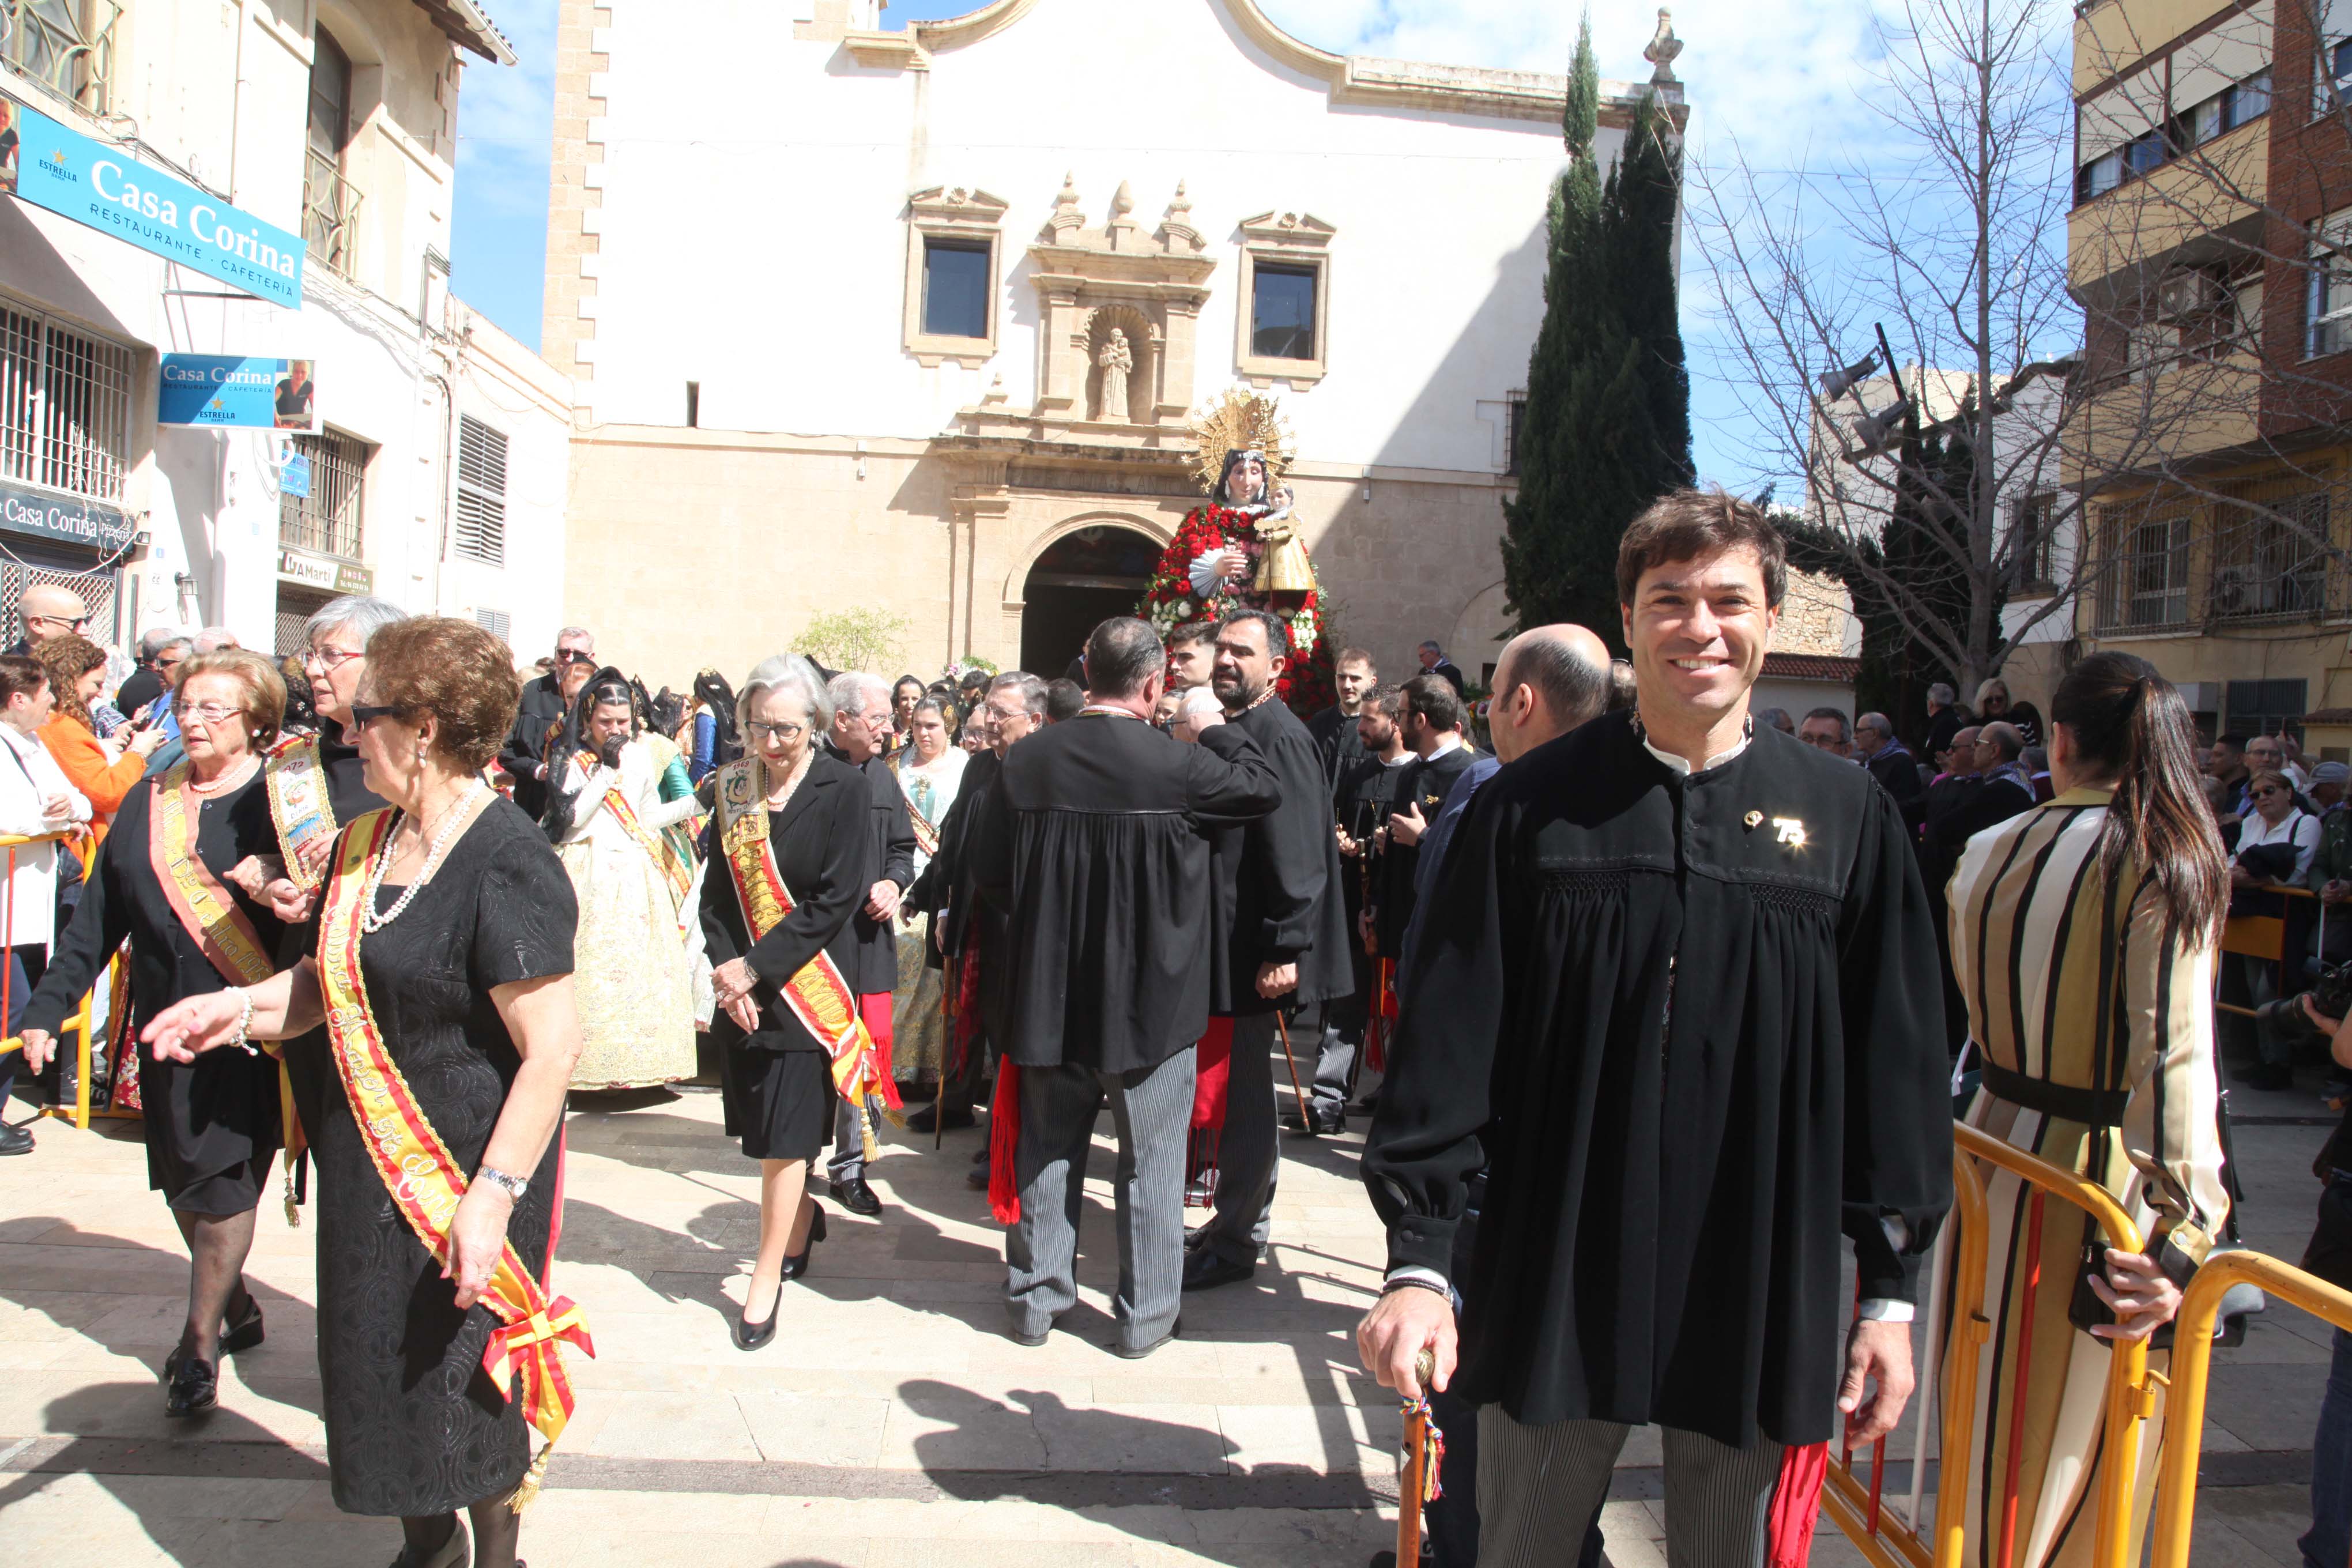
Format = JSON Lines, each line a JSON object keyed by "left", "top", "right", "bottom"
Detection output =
{"left": 552, "top": 674, "right": 703, "bottom": 1090}
{"left": 889, "top": 698, "right": 965, "bottom": 1088}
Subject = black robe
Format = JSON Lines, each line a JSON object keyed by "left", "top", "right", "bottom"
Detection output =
{"left": 496, "top": 672, "right": 571, "bottom": 819}
{"left": 1205, "top": 696, "right": 1352, "bottom": 1016}
{"left": 973, "top": 713, "right": 1280, "bottom": 1073}
{"left": 1372, "top": 743, "right": 1481, "bottom": 956}
{"left": 908, "top": 749, "right": 999, "bottom": 968}
{"left": 1362, "top": 713, "right": 1952, "bottom": 1449}
{"left": 823, "top": 741, "right": 917, "bottom": 996}
{"left": 1307, "top": 704, "right": 1369, "bottom": 805}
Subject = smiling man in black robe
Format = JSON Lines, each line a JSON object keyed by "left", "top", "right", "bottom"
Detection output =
{"left": 975, "top": 617, "right": 1279, "bottom": 1357}
{"left": 1184, "top": 608, "right": 1355, "bottom": 1290}
{"left": 1358, "top": 490, "right": 1952, "bottom": 1567}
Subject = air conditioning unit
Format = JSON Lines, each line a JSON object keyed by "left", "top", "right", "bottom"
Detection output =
{"left": 2157, "top": 270, "right": 2227, "bottom": 321}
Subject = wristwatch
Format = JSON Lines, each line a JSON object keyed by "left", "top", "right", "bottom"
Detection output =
{"left": 476, "top": 1164, "right": 530, "bottom": 1201}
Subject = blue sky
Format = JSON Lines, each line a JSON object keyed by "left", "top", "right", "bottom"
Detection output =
{"left": 448, "top": 1, "right": 1951, "bottom": 488}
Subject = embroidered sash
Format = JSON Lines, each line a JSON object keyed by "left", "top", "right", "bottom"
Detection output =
{"left": 902, "top": 791, "right": 940, "bottom": 862}
{"left": 587, "top": 763, "right": 693, "bottom": 932}
{"left": 317, "top": 808, "right": 594, "bottom": 1488}
{"left": 713, "top": 758, "right": 893, "bottom": 1118}
{"left": 263, "top": 734, "right": 340, "bottom": 892}
{"left": 150, "top": 765, "right": 277, "bottom": 990}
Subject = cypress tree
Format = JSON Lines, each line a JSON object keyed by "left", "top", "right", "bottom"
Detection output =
{"left": 1501, "top": 18, "right": 1693, "bottom": 652}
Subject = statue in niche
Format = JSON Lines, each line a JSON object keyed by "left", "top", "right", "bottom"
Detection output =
{"left": 1095, "top": 328, "right": 1133, "bottom": 423}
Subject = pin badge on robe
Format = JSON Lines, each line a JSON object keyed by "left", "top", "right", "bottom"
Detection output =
{"left": 1773, "top": 817, "right": 1808, "bottom": 848}
{"left": 1743, "top": 810, "right": 1763, "bottom": 830}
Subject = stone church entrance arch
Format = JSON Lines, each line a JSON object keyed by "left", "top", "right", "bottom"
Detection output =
{"left": 1017, "top": 522, "right": 1163, "bottom": 677}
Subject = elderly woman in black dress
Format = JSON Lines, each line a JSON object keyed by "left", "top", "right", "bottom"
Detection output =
{"left": 704, "top": 654, "right": 872, "bottom": 1350}
{"left": 142, "top": 618, "right": 583, "bottom": 1568}
{"left": 21, "top": 649, "right": 288, "bottom": 1419}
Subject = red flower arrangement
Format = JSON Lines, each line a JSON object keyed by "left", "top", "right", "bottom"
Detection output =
{"left": 1136, "top": 504, "right": 1335, "bottom": 717}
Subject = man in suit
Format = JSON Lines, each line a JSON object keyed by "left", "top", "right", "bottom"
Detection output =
{"left": 1367, "top": 673, "right": 1480, "bottom": 978}
{"left": 499, "top": 625, "right": 595, "bottom": 816}
{"left": 821, "top": 672, "right": 918, "bottom": 1216}
{"left": 1416, "top": 639, "right": 1467, "bottom": 698}
{"left": 1853, "top": 711, "right": 1921, "bottom": 808}
{"left": 975, "top": 618, "right": 1279, "bottom": 1357}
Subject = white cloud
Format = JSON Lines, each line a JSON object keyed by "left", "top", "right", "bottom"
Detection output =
{"left": 454, "top": 0, "right": 559, "bottom": 218}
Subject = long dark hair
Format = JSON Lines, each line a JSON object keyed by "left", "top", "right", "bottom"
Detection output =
{"left": 693, "top": 668, "right": 740, "bottom": 762}
{"left": 2049, "top": 652, "right": 2227, "bottom": 943}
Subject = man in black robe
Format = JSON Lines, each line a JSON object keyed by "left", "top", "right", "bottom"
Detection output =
{"left": 1306, "top": 646, "right": 1377, "bottom": 801}
{"left": 904, "top": 726, "right": 1001, "bottom": 1137}
{"left": 498, "top": 626, "right": 595, "bottom": 817}
{"left": 1296, "top": 684, "right": 1412, "bottom": 1132}
{"left": 1358, "top": 491, "right": 1951, "bottom": 1568}
{"left": 974, "top": 618, "right": 1279, "bottom": 1356}
{"left": 1184, "top": 608, "right": 1354, "bottom": 1291}
{"left": 821, "top": 672, "right": 918, "bottom": 1216}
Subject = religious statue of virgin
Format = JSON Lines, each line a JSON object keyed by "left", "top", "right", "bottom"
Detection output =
{"left": 1135, "top": 387, "right": 1336, "bottom": 714}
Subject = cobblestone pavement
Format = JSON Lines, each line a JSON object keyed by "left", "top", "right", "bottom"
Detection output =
{"left": 0, "top": 1062, "right": 2340, "bottom": 1567}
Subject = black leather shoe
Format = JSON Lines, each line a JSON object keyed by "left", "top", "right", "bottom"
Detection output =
{"left": 779, "top": 1205, "right": 828, "bottom": 1281}
{"left": 1181, "top": 1248, "right": 1254, "bottom": 1292}
{"left": 966, "top": 1165, "right": 990, "bottom": 1191}
{"left": 1008, "top": 1321, "right": 1051, "bottom": 1347}
{"left": 220, "top": 1295, "right": 265, "bottom": 1355}
{"left": 164, "top": 1352, "right": 218, "bottom": 1417}
{"left": 1113, "top": 1319, "right": 1181, "bottom": 1359}
{"left": 1283, "top": 1109, "right": 1345, "bottom": 1135}
{"left": 970, "top": 1144, "right": 990, "bottom": 1164}
{"left": 0, "top": 1121, "right": 31, "bottom": 1156}
{"left": 830, "top": 1177, "right": 883, "bottom": 1217}
{"left": 734, "top": 1276, "right": 781, "bottom": 1351}
{"left": 906, "top": 1103, "right": 976, "bottom": 1134}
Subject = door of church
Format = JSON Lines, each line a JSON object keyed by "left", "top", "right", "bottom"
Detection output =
{"left": 1019, "top": 524, "right": 1160, "bottom": 677}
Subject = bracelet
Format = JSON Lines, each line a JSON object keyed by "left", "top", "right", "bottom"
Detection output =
{"left": 1381, "top": 1275, "right": 1450, "bottom": 1301}
{"left": 228, "top": 989, "right": 256, "bottom": 1056}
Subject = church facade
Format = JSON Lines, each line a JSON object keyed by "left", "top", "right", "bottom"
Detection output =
{"left": 544, "top": 0, "right": 1689, "bottom": 689}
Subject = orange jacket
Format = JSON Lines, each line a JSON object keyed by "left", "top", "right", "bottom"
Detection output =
{"left": 38, "top": 714, "right": 148, "bottom": 851}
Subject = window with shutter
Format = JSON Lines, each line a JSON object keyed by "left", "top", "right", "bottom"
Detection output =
{"left": 474, "top": 607, "right": 512, "bottom": 644}
{"left": 454, "top": 416, "right": 508, "bottom": 566}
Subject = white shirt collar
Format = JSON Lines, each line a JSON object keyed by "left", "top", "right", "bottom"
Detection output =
{"left": 1641, "top": 731, "right": 1752, "bottom": 776}
{"left": 1427, "top": 733, "right": 1466, "bottom": 762}
{"left": 1381, "top": 752, "right": 1414, "bottom": 768}
{"left": 0, "top": 725, "right": 39, "bottom": 761}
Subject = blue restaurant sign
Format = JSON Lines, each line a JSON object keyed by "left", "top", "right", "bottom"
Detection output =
{"left": 3, "top": 105, "right": 303, "bottom": 308}
{"left": 159, "top": 355, "right": 319, "bottom": 429}
{"left": 0, "top": 480, "right": 137, "bottom": 554}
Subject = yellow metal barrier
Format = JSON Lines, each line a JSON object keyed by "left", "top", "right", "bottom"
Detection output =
{"left": 1822, "top": 1121, "right": 2152, "bottom": 1568}
{"left": 2148, "top": 1250, "right": 2352, "bottom": 1568}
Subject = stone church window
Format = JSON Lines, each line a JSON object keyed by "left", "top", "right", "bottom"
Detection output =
{"left": 1234, "top": 212, "right": 1335, "bottom": 387}
{"left": 922, "top": 239, "right": 992, "bottom": 340}
{"left": 1251, "top": 265, "right": 1317, "bottom": 360}
{"left": 903, "top": 187, "right": 1009, "bottom": 367}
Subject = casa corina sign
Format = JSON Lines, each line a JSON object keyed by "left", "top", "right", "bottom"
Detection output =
{"left": 2, "top": 103, "right": 303, "bottom": 309}
{"left": 0, "top": 480, "right": 136, "bottom": 554}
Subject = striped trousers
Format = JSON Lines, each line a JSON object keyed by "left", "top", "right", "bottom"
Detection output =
{"left": 1004, "top": 1049, "right": 1196, "bottom": 1351}
{"left": 1476, "top": 1412, "right": 1786, "bottom": 1568}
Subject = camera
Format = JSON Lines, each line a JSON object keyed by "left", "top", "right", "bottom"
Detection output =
{"left": 2255, "top": 960, "right": 2352, "bottom": 1042}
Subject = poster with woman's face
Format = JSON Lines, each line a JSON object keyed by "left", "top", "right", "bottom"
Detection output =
{"left": 273, "top": 360, "right": 316, "bottom": 429}
{"left": 0, "top": 101, "right": 20, "bottom": 198}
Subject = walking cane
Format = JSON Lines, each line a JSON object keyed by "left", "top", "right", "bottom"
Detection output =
{"left": 1397, "top": 1347, "right": 1443, "bottom": 1566}
{"left": 1273, "top": 1011, "right": 1314, "bottom": 1137}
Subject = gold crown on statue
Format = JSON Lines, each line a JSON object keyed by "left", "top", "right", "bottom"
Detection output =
{"left": 1189, "top": 386, "right": 1295, "bottom": 491}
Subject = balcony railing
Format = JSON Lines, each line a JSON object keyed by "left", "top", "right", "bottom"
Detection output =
{"left": 2, "top": 0, "right": 118, "bottom": 114}
{"left": 301, "top": 148, "right": 363, "bottom": 279}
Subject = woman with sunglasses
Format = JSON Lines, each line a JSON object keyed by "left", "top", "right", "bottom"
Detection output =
{"left": 703, "top": 654, "right": 874, "bottom": 1348}
{"left": 2234, "top": 766, "right": 2322, "bottom": 1090}
{"left": 32, "top": 632, "right": 168, "bottom": 846}
{"left": 19, "top": 649, "right": 289, "bottom": 1418}
{"left": 138, "top": 618, "right": 582, "bottom": 1568}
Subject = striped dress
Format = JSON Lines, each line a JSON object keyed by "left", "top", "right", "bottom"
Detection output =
{"left": 1946, "top": 786, "right": 2229, "bottom": 1567}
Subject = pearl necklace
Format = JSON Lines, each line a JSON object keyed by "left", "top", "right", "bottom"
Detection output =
{"left": 362, "top": 783, "right": 487, "bottom": 932}
{"left": 759, "top": 751, "right": 813, "bottom": 811}
{"left": 189, "top": 756, "right": 258, "bottom": 796}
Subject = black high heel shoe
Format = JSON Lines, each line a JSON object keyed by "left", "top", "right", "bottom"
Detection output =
{"left": 220, "top": 1294, "right": 265, "bottom": 1355}
{"left": 779, "top": 1203, "right": 828, "bottom": 1282}
{"left": 163, "top": 1352, "right": 218, "bottom": 1417}
{"left": 733, "top": 1268, "right": 782, "bottom": 1352}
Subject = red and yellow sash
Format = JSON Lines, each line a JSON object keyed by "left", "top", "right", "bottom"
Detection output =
{"left": 263, "top": 734, "right": 340, "bottom": 892}
{"left": 318, "top": 808, "right": 594, "bottom": 1500}
{"left": 713, "top": 758, "right": 895, "bottom": 1126}
{"left": 574, "top": 753, "right": 694, "bottom": 933}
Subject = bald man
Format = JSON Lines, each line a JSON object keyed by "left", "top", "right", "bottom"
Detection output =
{"left": 1396, "top": 623, "right": 1613, "bottom": 1568}
{"left": 14, "top": 585, "right": 87, "bottom": 654}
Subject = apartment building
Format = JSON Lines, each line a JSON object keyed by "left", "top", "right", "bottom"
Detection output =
{"left": 2069, "top": 0, "right": 2352, "bottom": 748}
{"left": 0, "top": 0, "right": 568, "bottom": 659}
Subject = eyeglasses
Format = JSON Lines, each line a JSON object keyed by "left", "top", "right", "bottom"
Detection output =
{"left": 349, "top": 703, "right": 405, "bottom": 730}
{"left": 553, "top": 650, "right": 595, "bottom": 666}
{"left": 28, "top": 615, "right": 89, "bottom": 631}
{"left": 2252, "top": 786, "right": 2286, "bottom": 799}
{"left": 747, "top": 720, "right": 805, "bottom": 742}
{"left": 174, "top": 701, "right": 243, "bottom": 726}
{"left": 304, "top": 643, "right": 364, "bottom": 671}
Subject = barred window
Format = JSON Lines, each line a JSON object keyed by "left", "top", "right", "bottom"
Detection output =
{"left": 2311, "top": 209, "right": 2352, "bottom": 358}
{"left": 2011, "top": 492, "right": 2059, "bottom": 591}
{"left": 2096, "top": 503, "right": 2192, "bottom": 632}
{"left": 2209, "top": 489, "right": 2329, "bottom": 623}
{"left": 0, "top": 296, "right": 135, "bottom": 504}
{"left": 1505, "top": 391, "right": 1528, "bottom": 476}
{"left": 474, "top": 607, "right": 511, "bottom": 644}
{"left": 278, "top": 430, "right": 368, "bottom": 559}
{"left": 454, "top": 416, "right": 507, "bottom": 566}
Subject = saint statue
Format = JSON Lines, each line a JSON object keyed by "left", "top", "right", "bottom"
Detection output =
{"left": 1133, "top": 387, "right": 1336, "bottom": 715}
{"left": 1096, "top": 328, "right": 1133, "bottom": 424}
